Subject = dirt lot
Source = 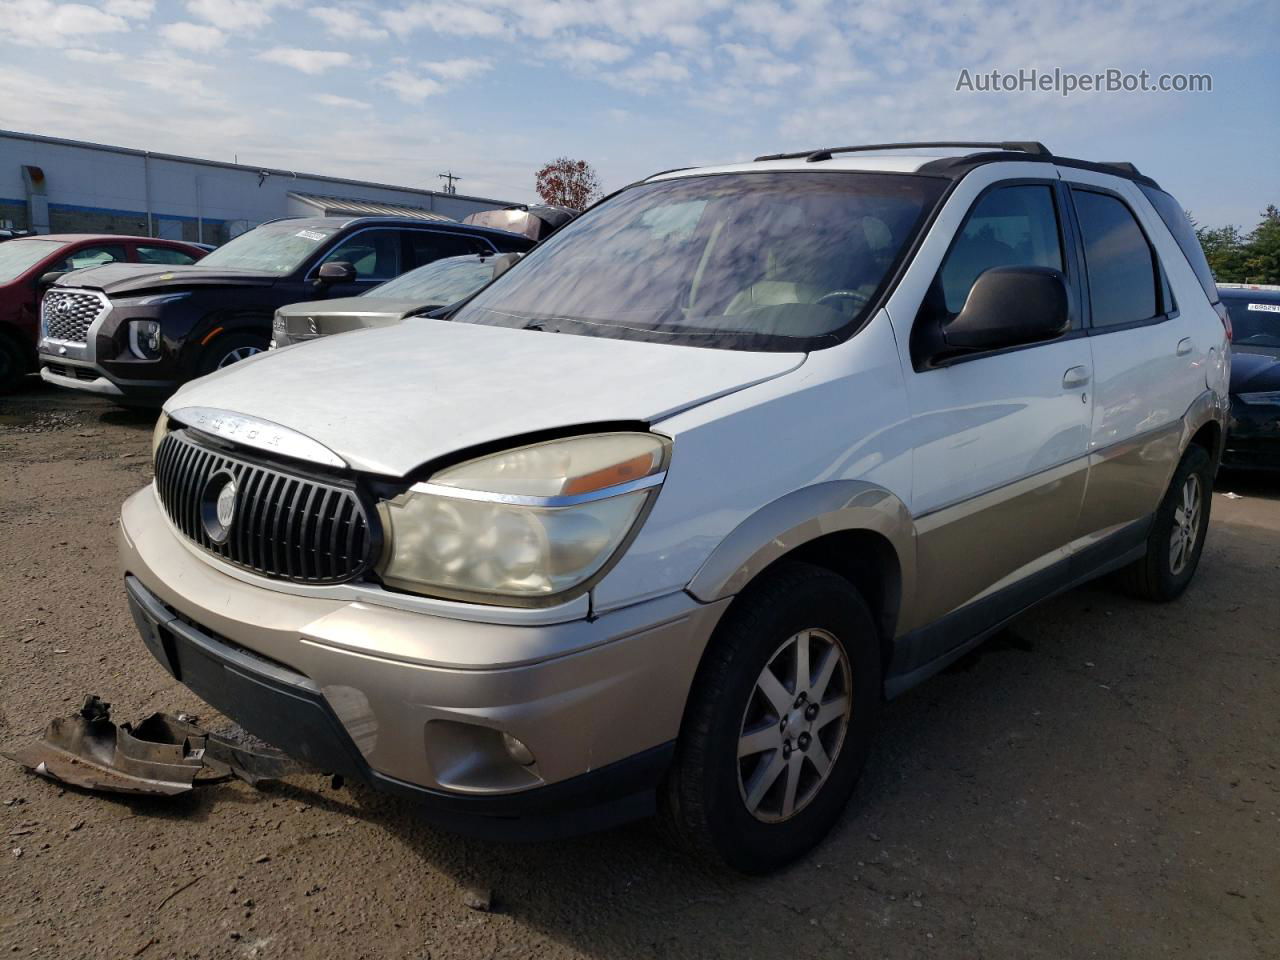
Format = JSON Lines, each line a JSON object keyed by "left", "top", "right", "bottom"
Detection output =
{"left": 1, "top": 377, "right": 1277, "bottom": 960}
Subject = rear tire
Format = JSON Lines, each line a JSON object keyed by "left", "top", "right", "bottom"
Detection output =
{"left": 1117, "top": 444, "right": 1212, "bottom": 601}
{"left": 659, "top": 561, "right": 881, "bottom": 874}
{"left": 197, "top": 333, "right": 269, "bottom": 376}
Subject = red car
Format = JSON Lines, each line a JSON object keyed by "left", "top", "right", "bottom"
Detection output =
{"left": 0, "top": 234, "right": 208, "bottom": 392}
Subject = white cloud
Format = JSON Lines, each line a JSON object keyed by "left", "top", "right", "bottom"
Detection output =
{"left": 549, "top": 36, "right": 631, "bottom": 66}
{"left": 65, "top": 47, "right": 124, "bottom": 62}
{"left": 309, "top": 5, "right": 389, "bottom": 41}
{"left": 377, "top": 68, "right": 444, "bottom": 102}
{"left": 0, "top": 0, "right": 129, "bottom": 47}
{"left": 382, "top": 2, "right": 509, "bottom": 37}
{"left": 186, "top": 0, "right": 295, "bottom": 31}
{"left": 313, "top": 92, "right": 373, "bottom": 110}
{"left": 258, "top": 47, "right": 354, "bottom": 74}
{"left": 613, "top": 51, "right": 691, "bottom": 91}
{"left": 160, "top": 21, "right": 226, "bottom": 51}
{"left": 102, "top": 0, "right": 153, "bottom": 16}
{"left": 422, "top": 57, "right": 492, "bottom": 81}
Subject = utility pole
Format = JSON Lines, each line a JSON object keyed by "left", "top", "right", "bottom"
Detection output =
{"left": 438, "top": 171, "right": 461, "bottom": 195}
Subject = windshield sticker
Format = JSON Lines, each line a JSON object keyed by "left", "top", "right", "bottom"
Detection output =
{"left": 295, "top": 230, "right": 328, "bottom": 242}
{"left": 1246, "top": 302, "right": 1280, "bottom": 313}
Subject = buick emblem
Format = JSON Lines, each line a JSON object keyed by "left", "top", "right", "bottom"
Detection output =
{"left": 201, "top": 472, "right": 238, "bottom": 544}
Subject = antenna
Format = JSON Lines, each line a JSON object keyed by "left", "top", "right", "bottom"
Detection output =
{"left": 438, "top": 170, "right": 461, "bottom": 195}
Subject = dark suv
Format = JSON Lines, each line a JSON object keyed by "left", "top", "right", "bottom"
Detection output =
{"left": 38, "top": 216, "right": 531, "bottom": 404}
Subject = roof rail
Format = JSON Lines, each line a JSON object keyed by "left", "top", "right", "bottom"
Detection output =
{"left": 754, "top": 141, "right": 1052, "bottom": 163}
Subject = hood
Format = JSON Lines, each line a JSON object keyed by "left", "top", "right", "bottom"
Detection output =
{"left": 276, "top": 296, "right": 423, "bottom": 340}
{"left": 1230, "top": 350, "right": 1280, "bottom": 393}
{"left": 168, "top": 318, "right": 805, "bottom": 476}
{"left": 277, "top": 296, "right": 425, "bottom": 322}
{"left": 59, "top": 262, "right": 277, "bottom": 296}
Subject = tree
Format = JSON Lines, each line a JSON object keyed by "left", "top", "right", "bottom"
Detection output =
{"left": 1242, "top": 204, "right": 1280, "bottom": 283}
{"left": 535, "top": 157, "right": 602, "bottom": 210}
{"left": 1196, "top": 223, "right": 1250, "bottom": 282}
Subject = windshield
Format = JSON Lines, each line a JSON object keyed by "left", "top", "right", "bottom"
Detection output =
{"left": 368, "top": 255, "right": 496, "bottom": 305}
{"left": 1226, "top": 296, "right": 1280, "bottom": 348}
{"left": 197, "top": 221, "right": 341, "bottom": 275}
{"left": 0, "top": 238, "right": 68, "bottom": 283}
{"left": 448, "top": 171, "right": 947, "bottom": 351}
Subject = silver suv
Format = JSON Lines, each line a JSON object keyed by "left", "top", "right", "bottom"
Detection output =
{"left": 119, "top": 142, "right": 1230, "bottom": 872}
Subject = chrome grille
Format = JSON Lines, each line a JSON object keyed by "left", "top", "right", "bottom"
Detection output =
{"left": 42, "top": 289, "right": 108, "bottom": 343}
{"left": 154, "top": 430, "right": 377, "bottom": 584}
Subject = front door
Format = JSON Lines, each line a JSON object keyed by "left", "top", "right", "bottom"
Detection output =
{"left": 895, "top": 180, "right": 1094, "bottom": 644}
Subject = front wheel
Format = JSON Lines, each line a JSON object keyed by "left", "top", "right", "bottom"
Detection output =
{"left": 0, "top": 334, "right": 27, "bottom": 393}
{"left": 1117, "top": 444, "right": 1213, "bottom": 601}
{"left": 660, "top": 561, "right": 882, "bottom": 873}
{"left": 197, "top": 333, "right": 269, "bottom": 376}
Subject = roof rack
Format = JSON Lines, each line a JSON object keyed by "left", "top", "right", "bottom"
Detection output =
{"left": 754, "top": 141, "right": 1051, "bottom": 163}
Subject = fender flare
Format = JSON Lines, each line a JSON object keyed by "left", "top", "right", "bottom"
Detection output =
{"left": 686, "top": 480, "right": 916, "bottom": 632}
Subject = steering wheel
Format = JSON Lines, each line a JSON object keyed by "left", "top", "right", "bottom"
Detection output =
{"left": 816, "top": 289, "right": 871, "bottom": 308}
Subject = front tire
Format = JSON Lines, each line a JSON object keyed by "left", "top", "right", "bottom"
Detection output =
{"left": 197, "top": 333, "right": 269, "bottom": 376}
{"left": 660, "top": 561, "right": 881, "bottom": 873}
{"left": 1118, "top": 444, "right": 1213, "bottom": 601}
{"left": 0, "top": 334, "right": 27, "bottom": 393}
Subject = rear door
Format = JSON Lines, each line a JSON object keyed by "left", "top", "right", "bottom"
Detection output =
{"left": 887, "top": 168, "right": 1094, "bottom": 640}
{"left": 1063, "top": 172, "right": 1205, "bottom": 548}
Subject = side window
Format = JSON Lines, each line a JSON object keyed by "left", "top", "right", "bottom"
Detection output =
{"left": 59, "top": 244, "right": 127, "bottom": 271}
{"left": 1139, "top": 184, "right": 1219, "bottom": 304}
{"left": 320, "top": 229, "right": 402, "bottom": 280}
{"left": 406, "top": 231, "right": 493, "bottom": 269}
{"left": 136, "top": 245, "right": 197, "bottom": 266}
{"left": 1072, "top": 189, "right": 1160, "bottom": 327}
{"left": 938, "top": 185, "right": 1063, "bottom": 314}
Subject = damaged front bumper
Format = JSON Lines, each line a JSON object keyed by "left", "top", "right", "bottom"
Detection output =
{"left": 117, "top": 486, "right": 729, "bottom": 839}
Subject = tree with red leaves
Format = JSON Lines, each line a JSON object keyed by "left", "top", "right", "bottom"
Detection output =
{"left": 534, "top": 157, "right": 602, "bottom": 210}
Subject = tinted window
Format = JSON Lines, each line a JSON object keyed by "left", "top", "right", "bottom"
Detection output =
{"left": 1224, "top": 296, "right": 1280, "bottom": 347}
{"left": 1140, "top": 185, "right": 1219, "bottom": 303}
{"left": 199, "top": 221, "right": 341, "bottom": 275}
{"left": 0, "top": 238, "right": 67, "bottom": 282}
{"left": 939, "top": 185, "right": 1063, "bottom": 313}
{"left": 137, "top": 245, "right": 197, "bottom": 265}
{"left": 406, "top": 231, "right": 492, "bottom": 269}
{"left": 321, "top": 229, "right": 402, "bottom": 280}
{"left": 60, "top": 244, "right": 126, "bottom": 272}
{"left": 449, "top": 172, "right": 947, "bottom": 352}
{"left": 370, "top": 255, "right": 497, "bottom": 305}
{"left": 1073, "top": 190, "right": 1159, "bottom": 327}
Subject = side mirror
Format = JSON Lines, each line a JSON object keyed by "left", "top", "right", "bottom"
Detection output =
{"left": 942, "top": 266, "right": 1069, "bottom": 353}
{"left": 316, "top": 261, "right": 356, "bottom": 284}
{"left": 38, "top": 271, "right": 67, "bottom": 289}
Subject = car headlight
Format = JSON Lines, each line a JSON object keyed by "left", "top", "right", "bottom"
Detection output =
{"left": 376, "top": 432, "right": 669, "bottom": 604}
{"left": 151, "top": 413, "right": 170, "bottom": 465}
{"left": 135, "top": 292, "right": 190, "bottom": 306}
{"left": 1237, "top": 391, "right": 1280, "bottom": 406}
{"left": 127, "top": 320, "right": 163, "bottom": 360}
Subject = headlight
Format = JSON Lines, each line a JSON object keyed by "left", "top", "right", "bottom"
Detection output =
{"left": 1237, "top": 391, "right": 1280, "bottom": 406}
{"left": 127, "top": 320, "right": 163, "bottom": 360}
{"left": 150, "top": 413, "right": 170, "bottom": 465}
{"left": 135, "top": 292, "right": 190, "bottom": 306}
{"left": 376, "top": 433, "right": 668, "bottom": 603}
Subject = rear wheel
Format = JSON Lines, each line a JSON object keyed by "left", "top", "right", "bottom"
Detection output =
{"left": 198, "top": 333, "right": 269, "bottom": 376}
{"left": 660, "top": 561, "right": 881, "bottom": 873}
{"left": 1117, "top": 444, "right": 1213, "bottom": 601}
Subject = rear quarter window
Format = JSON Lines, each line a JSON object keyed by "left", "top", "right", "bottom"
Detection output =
{"left": 1140, "top": 185, "right": 1219, "bottom": 304}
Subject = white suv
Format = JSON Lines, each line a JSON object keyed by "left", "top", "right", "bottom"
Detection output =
{"left": 119, "top": 141, "right": 1230, "bottom": 872}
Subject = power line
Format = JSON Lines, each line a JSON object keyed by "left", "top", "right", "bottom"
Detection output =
{"left": 438, "top": 170, "right": 461, "bottom": 195}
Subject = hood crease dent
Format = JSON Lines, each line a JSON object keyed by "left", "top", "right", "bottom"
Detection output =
{"left": 167, "top": 319, "right": 805, "bottom": 477}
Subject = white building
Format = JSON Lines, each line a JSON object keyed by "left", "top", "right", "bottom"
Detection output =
{"left": 0, "top": 129, "right": 515, "bottom": 245}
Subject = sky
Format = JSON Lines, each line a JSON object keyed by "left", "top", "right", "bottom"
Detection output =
{"left": 0, "top": 0, "right": 1276, "bottom": 226}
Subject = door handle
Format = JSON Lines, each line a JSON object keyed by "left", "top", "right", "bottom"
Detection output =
{"left": 1062, "top": 366, "right": 1090, "bottom": 389}
{"left": 1177, "top": 337, "right": 1193, "bottom": 356}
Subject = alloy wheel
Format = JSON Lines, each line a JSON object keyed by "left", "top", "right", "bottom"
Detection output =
{"left": 1169, "top": 473, "right": 1202, "bottom": 576}
{"left": 216, "top": 345, "right": 263, "bottom": 369}
{"left": 736, "top": 628, "right": 852, "bottom": 823}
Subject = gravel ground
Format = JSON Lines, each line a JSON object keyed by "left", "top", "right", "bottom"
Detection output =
{"left": 1, "top": 377, "right": 1278, "bottom": 960}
